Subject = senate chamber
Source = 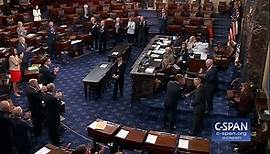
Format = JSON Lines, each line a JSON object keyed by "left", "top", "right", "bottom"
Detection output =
{"left": 0, "top": 0, "right": 269, "bottom": 154}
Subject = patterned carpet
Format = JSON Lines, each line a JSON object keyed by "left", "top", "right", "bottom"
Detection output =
{"left": 10, "top": 10, "right": 239, "bottom": 154}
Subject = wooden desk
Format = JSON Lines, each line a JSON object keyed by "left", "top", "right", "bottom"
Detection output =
{"left": 130, "top": 35, "right": 173, "bottom": 101}
{"left": 24, "top": 65, "right": 40, "bottom": 81}
{"left": 144, "top": 130, "right": 178, "bottom": 154}
{"left": 82, "top": 62, "right": 116, "bottom": 99}
{"left": 177, "top": 135, "right": 210, "bottom": 154}
{"left": 114, "top": 126, "right": 148, "bottom": 152}
{"left": 87, "top": 119, "right": 120, "bottom": 151}
{"left": 108, "top": 42, "right": 131, "bottom": 62}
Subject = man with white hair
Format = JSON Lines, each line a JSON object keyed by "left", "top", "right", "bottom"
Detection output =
{"left": 201, "top": 59, "right": 218, "bottom": 112}
{"left": 0, "top": 101, "right": 12, "bottom": 154}
{"left": 11, "top": 106, "right": 32, "bottom": 154}
{"left": 17, "top": 36, "right": 32, "bottom": 75}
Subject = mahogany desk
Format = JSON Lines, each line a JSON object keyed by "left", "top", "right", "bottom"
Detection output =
{"left": 108, "top": 42, "right": 132, "bottom": 62}
{"left": 144, "top": 130, "right": 178, "bottom": 154}
{"left": 177, "top": 135, "right": 210, "bottom": 154}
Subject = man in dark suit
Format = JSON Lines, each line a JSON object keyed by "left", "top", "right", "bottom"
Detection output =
{"left": 47, "top": 21, "right": 57, "bottom": 60}
{"left": 0, "top": 101, "right": 13, "bottom": 154}
{"left": 98, "top": 20, "right": 107, "bottom": 54}
{"left": 43, "top": 83, "right": 63, "bottom": 145}
{"left": 137, "top": 16, "right": 147, "bottom": 47}
{"left": 163, "top": 74, "right": 186, "bottom": 132}
{"left": 112, "top": 55, "right": 126, "bottom": 100}
{"left": 11, "top": 106, "right": 32, "bottom": 154}
{"left": 190, "top": 77, "right": 206, "bottom": 136}
{"left": 90, "top": 17, "right": 99, "bottom": 51}
{"left": 39, "top": 57, "right": 59, "bottom": 85}
{"left": 25, "top": 79, "right": 44, "bottom": 136}
{"left": 17, "top": 36, "right": 32, "bottom": 76}
{"left": 203, "top": 59, "right": 218, "bottom": 112}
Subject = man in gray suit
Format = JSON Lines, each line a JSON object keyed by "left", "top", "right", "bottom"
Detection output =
{"left": 163, "top": 74, "right": 186, "bottom": 132}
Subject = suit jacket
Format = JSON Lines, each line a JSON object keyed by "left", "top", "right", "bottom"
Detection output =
{"left": 205, "top": 66, "right": 218, "bottom": 88}
{"left": 192, "top": 84, "right": 206, "bottom": 114}
{"left": 47, "top": 27, "right": 56, "bottom": 43}
{"left": 114, "top": 62, "right": 126, "bottom": 80}
{"left": 17, "top": 42, "right": 32, "bottom": 67}
{"left": 39, "top": 65, "right": 56, "bottom": 85}
{"left": 11, "top": 117, "right": 32, "bottom": 152}
{"left": 99, "top": 25, "right": 107, "bottom": 41}
{"left": 164, "top": 81, "right": 185, "bottom": 109}
{"left": 0, "top": 110, "right": 12, "bottom": 154}
{"left": 90, "top": 22, "right": 99, "bottom": 37}
{"left": 25, "top": 86, "right": 43, "bottom": 116}
{"left": 137, "top": 20, "right": 147, "bottom": 33}
{"left": 44, "top": 93, "right": 61, "bottom": 125}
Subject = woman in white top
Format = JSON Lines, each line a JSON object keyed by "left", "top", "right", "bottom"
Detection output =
{"left": 33, "top": 5, "right": 42, "bottom": 21}
{"left": 126, "top": 17, "right": 136, "bottom": 43}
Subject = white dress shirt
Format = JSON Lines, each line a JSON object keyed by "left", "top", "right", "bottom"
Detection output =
{"left": 127, "top": 21, "right": 135, "bottom": 35}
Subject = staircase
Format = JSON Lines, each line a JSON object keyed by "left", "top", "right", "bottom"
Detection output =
{"left": 213, "top": 14, "right": 231, "bottom": 45}
{"left": 138, "top": 10, "right": 160, "bottom": 34}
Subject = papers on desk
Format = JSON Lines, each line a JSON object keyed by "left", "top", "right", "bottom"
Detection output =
{"left": 88, "top": 121, "right": 107, "bottom": 130}
{"left": 32, "top": 47, "right": 41, "bottom": 53}
{"left": 145, "top": 67, "right": 155, "bottom": 74}
{"left": 152, "top": 48, "right": 166, "bottom": 55}
{"left": 34, "top": 147, "right": 50, "bottom": 154}
{"left": 100, "top": 64, "right": 108, "bottom": 68}
{"left": 145, "top": 134, "right": 158, "bottom": 144}
{"left": 26, "top": 33, "right": 35, "bottom": 38}
{"left": 28, "top": 65, "right": 39, "bottom": 71}
{"left": 112, "top": 52, "right": 119, "bottom": 56}
{"left": 71, "top": 39, "right": 82, "bottom": 45}
{"left": 154, "top": 58, "right": 162, "bottom": 62}
{"left": 60, "top": 25, "right": 68, "bottom": 28}
{"left": 200, "top": 53, "right": 207, "bottom": 60}
{"left": 150, "top": 54, "right": 159, "bottom": 58}
{"left": 178, "top": 139, "right": 189, "bottom": 149}
{"left": 116, "top": 129, "right": 129, "bottom": 139}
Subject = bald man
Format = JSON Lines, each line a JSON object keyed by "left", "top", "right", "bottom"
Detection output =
{"left": 204, "top": 59, "right": 218, "bottom": 112}
{"left": 25, "top": 78, "right": 44, "bottom": 136}
{"left": 0, "top": 101, "right": 12, "bottom": 154}
{"left": 11, "top": 106, "right": 32, "bottom": 154}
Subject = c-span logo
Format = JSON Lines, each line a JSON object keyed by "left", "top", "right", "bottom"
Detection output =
{"left": 212, "top": 119, "right": 250, "bottom": 142}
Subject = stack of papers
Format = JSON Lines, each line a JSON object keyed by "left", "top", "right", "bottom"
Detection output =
{"left": 116, "top": 129, "right": 129, "bottom": 139}
{"left": 145, "top": 134, "right": 158, "bottom": 144}
{"left": 71, "top": 40, "right": 82, "bottom": 45}
{"left": 112, "top": 52, "right": 119, "bottom": 56}
{"left": 88, "top": 121, "right": 107, "bottom": 130}
{"left": 154, "top": 58, "right": 162, "bottom": 62}
{"left": 100, "top": 64, "right": 108, "bottom": 68}
{"left": 178, "top": 139, "right": 189, "bottom": 149}
{"left": 34, "top": 147, "right": 50, "bottom": 154}
{"left": 145, "top": 67, "right": 155, "bottom": 73}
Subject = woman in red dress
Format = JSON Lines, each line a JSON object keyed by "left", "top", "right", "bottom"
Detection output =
{"left": 9, "top": 48, "right": 23, "bottom": 96}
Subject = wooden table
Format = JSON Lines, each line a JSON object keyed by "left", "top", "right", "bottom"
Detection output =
{"left": 34, "top": 144, "right": 69, "bottom": 154}
{"left": 177, "top": 135, "right": 210, "bottom": 154}
{"left": 108, "top": 42, "right": 131, "bottom": 62}
{"left": 144, "top": 130, "right": 178, "bottom": 154}
{"left": 87, "top": 119, "right": 120, "bottom": 152}
{"left": 114, "top": 126, "right": 148, "bottom": 152}
{"left": 82, "top": 62, "right": 116, "bottom": 99}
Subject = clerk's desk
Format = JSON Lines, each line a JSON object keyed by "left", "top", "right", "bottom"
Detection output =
{"left": 87, "top": 119, "right": 210, "bottom": 154}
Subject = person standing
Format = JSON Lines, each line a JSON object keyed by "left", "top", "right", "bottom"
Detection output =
{"left": 137, "top": 16, "right": 147, "bottom": 47}
{"left": 190, "top": 77, "right": 207, "bottom": 136}
{"left": 114, "top": 17, "right": 124, "bottom": 44}
{"left": 126, "top": 17, "right": 136, "bottom": 44}
{"left": 90, "top": 17, "right": 99, "bottom": 51}
{"left": 163, "top": 74, "right": 186, "bottom": 132}
{"left": 25, "top": 79, "right": 44, "bottom": 136}
{"left": 33, "top": 5, "right": 42, "bottom": 22}
{"left": 39, "top": 57, "right": 59, "bottom": 85}
{"left": 17, "top": 36, "right": 32, "bottom": 76}
{"left": 9, "top": 48, "right": 23, "bottom": 96}
{"left": 47, "top": 21, "right": 57, "bottom": 60}
{"left": 0, "top": 101, "right": 13, "bottom": 154}
{"left": 11, "top": 106, "right": 32, "bottom": 154}
{"left": 17, "top": 21, "right": 27, "bottom": 37}
{"left": 159, "top": 8, "right": 168, "bottom": 35}
{"left": 112, "top": 55, "right": 126, "bottom": 100}
{"left": 199, "top": 59, "right": 218, "bottom": 112}
{"left": 44, "top": 83, "right": 63, "bottom": 145}
{"left": 99, "top": 20, "right": 107, "bottom": 54}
